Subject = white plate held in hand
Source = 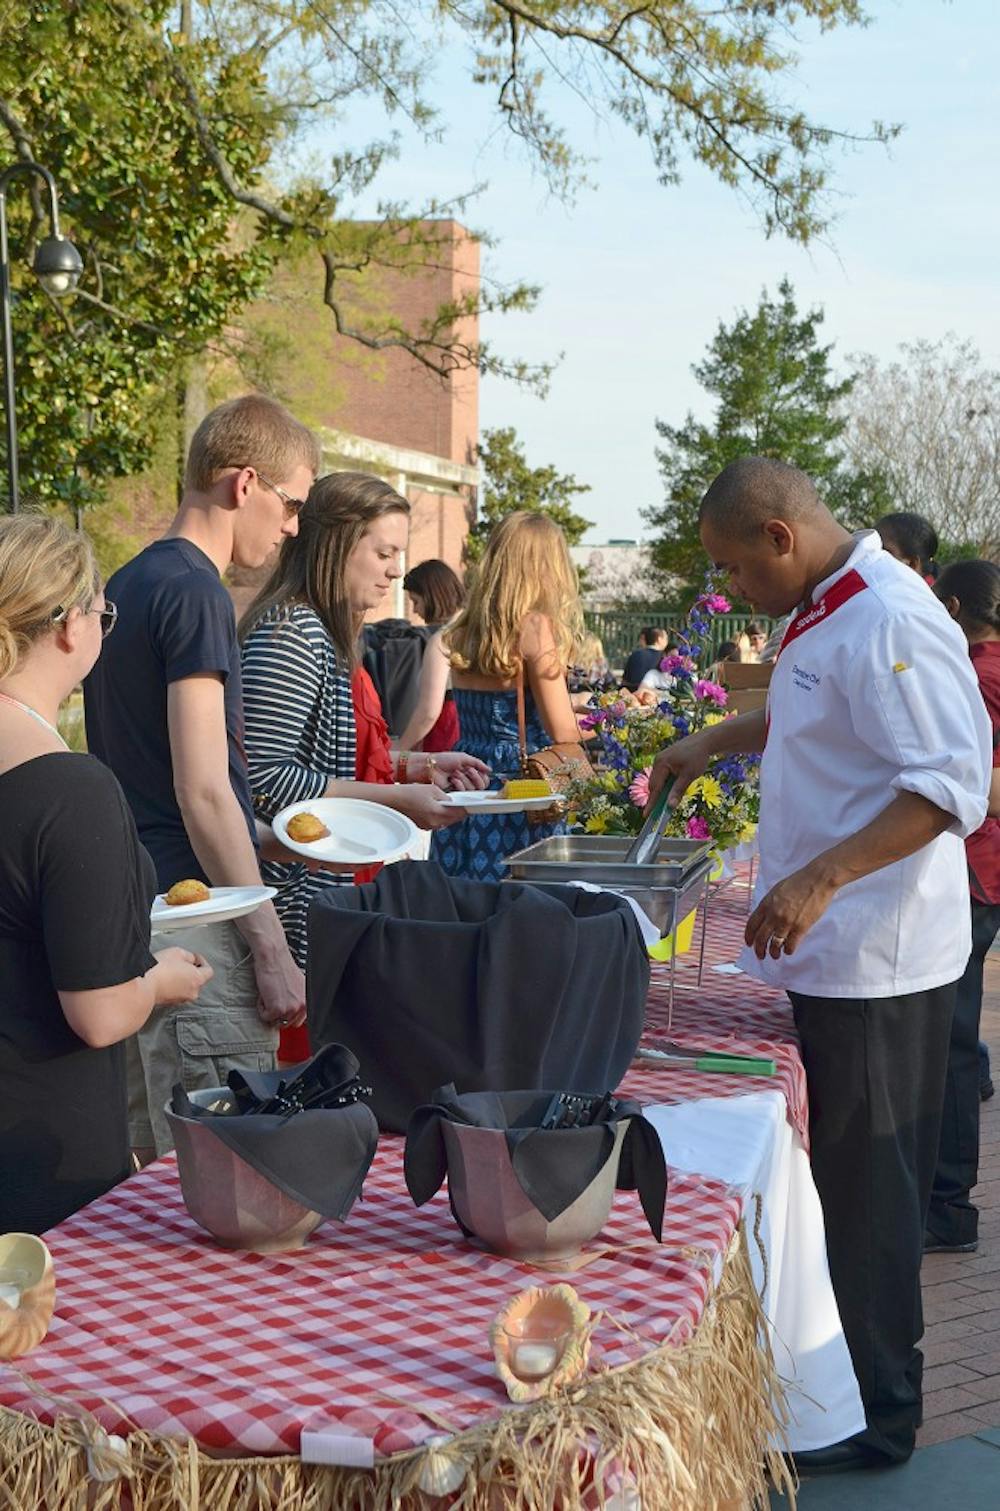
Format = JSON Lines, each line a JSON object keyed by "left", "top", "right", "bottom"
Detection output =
{"left": 273, "top": 798, "right": 419, "bottom": 866}
{"left": 151, "top": 886, "right": 277, "bottom": 933}
{"left": 441, "top": 790, "right": 566, "bottom": 816}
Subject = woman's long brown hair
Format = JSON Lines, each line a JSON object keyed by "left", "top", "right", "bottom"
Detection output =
{"left": 238, "top": 472, "right": 410, "bottom": 667}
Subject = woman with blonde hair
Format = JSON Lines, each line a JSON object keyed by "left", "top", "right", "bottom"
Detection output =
{"left": 432, "top": 511, "right": 586, "bottom": 881}
{"left": 0, "top": 516, "right": 211, "bottom": 1233}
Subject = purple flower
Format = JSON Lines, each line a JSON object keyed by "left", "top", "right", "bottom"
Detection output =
{"left": 694, "top": 679, "right": 728, "bottom": 706}
{"left": 661, "top": 653, "right": 695, "bottom": 675}
{"left": 700, "top": 592, "right": 731, "bottom": 614}
{"left": 686, "top": 816, "right": 711, "bottom": 841}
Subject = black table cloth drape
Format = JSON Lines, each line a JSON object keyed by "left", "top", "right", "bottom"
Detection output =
{"left": 306, "top": 862, "right": 650, "bottom": 1132}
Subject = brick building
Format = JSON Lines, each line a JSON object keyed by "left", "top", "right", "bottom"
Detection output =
{"left": 117, "top": 221, "right": 481, "bottom": 621}
{"left": 229, "top": 220, "right": 481, "bottom": 619}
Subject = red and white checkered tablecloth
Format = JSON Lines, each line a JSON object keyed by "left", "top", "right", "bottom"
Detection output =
{"left": 0, "top": 1145, "right": 740, "bottom": 1458}
{"left": 0, "top": 867, "right": 802, "bottom": 1463}
{"left": 620, "top": 878, "right": 809, "bottom": 1145}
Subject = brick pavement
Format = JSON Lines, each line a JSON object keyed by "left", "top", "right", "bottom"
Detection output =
{"left": 917, "top": 954, "right": 1000, "bottom": 1447}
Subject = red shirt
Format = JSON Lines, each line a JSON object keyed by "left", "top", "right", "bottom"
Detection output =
{"left": 278, "top": 666, "right": 395, "bottom": 1065}
{"left": 966, "top": 641, "right": 1000, "bottom": 904}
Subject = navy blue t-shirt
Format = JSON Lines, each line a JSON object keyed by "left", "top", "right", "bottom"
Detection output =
{"left": 621, "top": 646, "right": 662, "bottom": 691}
{"left": 85, "top": 538, "right": 258, "bottom": 892}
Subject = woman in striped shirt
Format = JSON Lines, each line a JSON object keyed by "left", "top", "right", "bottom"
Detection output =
{"left": 239, "top": 474, "right": 488, "bottom": 1005}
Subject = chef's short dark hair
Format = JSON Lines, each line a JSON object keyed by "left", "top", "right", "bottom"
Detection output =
{"left": 699, "top": 457, "right": 822, "bottom": 540}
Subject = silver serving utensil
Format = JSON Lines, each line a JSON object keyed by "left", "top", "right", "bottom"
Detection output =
{"left": 624, "top": 777, "right": 674, "bottom": 867}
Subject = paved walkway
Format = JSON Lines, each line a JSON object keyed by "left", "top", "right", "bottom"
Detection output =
{"left": 773, "top": 954, "right": 1000, "bottom": 1505}
{"left": 917, "top": 952, "right": 1000, "bottom": 1445}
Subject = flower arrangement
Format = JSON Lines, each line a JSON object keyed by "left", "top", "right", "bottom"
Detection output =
{"left": 567, "top": 588, "right": 760, "bottom": 854}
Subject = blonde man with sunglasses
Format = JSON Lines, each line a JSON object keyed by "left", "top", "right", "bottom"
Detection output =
{"left": 85, "top": 394, "right": 320, "bottom": 1161}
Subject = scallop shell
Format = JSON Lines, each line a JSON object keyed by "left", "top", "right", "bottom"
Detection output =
{"left": 0, "top": 1233, "right": 55, "bottom": 1359}
{"left": 491, "top": 1283, "right": 591, "bottom": 1403}
{"left": 416, "top": 1434, "right": 470, "bottom": 1497}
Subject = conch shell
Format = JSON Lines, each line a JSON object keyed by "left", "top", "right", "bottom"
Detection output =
{"left": 0, "top": 1233, "right": 55, "bottom": 1359}
{"left": 491, "top": 1283, "right": 591, "bottom": 1403}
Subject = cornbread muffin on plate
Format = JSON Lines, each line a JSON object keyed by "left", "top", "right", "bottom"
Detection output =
{"left": 164, "top": 879, "right": 211, "bottom": 907}
{"left": 286, "top": 812, "right": 331, "bottom": 843}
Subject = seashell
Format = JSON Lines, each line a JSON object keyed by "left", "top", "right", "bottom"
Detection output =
{"left": 85, "top": 1429, "right": 131, "bottom": 1484}
{"left": 491, "top": 1283, "right": 591, "bottom": 1403}
{"left": 416, "top": 1434, "right": 470, "bottom": 1498}
{"left": 0, "top": 1233, "right": 55, "bottom": 1359}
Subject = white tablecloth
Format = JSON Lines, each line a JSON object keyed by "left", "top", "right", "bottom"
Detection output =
{"left": 646, "top": 1091, "right": 865, "bottom": 1452}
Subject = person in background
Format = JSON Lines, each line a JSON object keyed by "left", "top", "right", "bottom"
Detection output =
{"left": 876, "top": 511, "right": 940, "bottom": 585}
{"left": 404, "top": 558, "right": 465, "bottom": 628}
{"left": 744, "top": 621, "right": 767, "bottom": 661}
{"left": 647, "top": 457, "right": 990, "bottom": 1472}
{"left": 882, "top": 513, "right": 994, "bottom": 1101}
{"left": 431, "top": 512, "right": 587, "bottom": 882}
{"left": 0, "top": 517, "right": 210, "bottom": 1232}
{"left": 568, "top": 631, "right": 613, "bottom": 706}
{"left": 709, "top": 638, "right": 741, "bottom": 682}
{"left": 240, "top": 474, "right": 488, "bottom": 1058}
{"left": 398, "top": 559, "right": 466, "bottom": 753}
{"left": 925, "top": 559, "right": 1000, "bottom": 1253}
{"left": 85, "top": 394, "right": 316, "bottom": 1159}
{"left": 621, "top": 626, "right": 667, "bottom": 692}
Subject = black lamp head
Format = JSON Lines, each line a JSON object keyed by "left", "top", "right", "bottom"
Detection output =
{"left": 33, "top": 234, "right": 83, "bottom": 296}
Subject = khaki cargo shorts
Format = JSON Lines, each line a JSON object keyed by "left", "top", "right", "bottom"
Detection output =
{"left": 127, "top": 919, "right": 278, "bottom": 1155}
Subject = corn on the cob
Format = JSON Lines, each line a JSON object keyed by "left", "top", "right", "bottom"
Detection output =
{"left": 501, "top": 779, "right": 552, "bottom": 799}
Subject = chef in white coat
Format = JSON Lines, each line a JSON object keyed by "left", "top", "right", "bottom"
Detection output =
{"left": 648, "top": 456, "right": 991, "bottom": 1475}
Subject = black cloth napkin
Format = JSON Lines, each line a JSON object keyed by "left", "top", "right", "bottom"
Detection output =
{"left": 306, "top": 861, "right": 650, "bottom": 1132}
{"left": 405, "top": 1084, "right": 666, "bottom": 1238}
{"left": 169, "top": 1045, "right": 378, "bottom": 1220}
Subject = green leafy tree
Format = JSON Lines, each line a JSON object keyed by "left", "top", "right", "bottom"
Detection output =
{"left": 645, "top": 278, "right": 891, "bottom": 595}
{"left": 469, "top": 426, "right": 592, "bottom": 561}
{"left": 0, "top": 1, "right": 897, "bottom": 525}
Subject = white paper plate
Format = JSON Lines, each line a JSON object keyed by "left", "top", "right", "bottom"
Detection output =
{"left": 273, "top": 797, "right": 420, "bottom": 866}
{"left": 441, "top": 790, "right": 567, "bottom": 815}
{"left": 151, "top": 885, "right": 277, "bottom": 933}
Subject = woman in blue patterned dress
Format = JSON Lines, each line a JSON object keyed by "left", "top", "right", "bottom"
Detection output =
{"left": 431, "top": 512, "right": 587, "bottom": 881}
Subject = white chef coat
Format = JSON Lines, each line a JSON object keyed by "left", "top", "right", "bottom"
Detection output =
{"left": 740, "top": 531, "right": 991, "bottom": 998}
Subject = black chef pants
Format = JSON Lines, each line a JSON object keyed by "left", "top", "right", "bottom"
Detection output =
{"left": 788, "top": 982, "right": 957, "bottom": 1463}
{"left": 928, "top": 901, "right": 1000, "bottom": 1246}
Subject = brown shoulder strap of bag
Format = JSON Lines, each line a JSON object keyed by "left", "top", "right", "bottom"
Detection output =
{"left": 515, "top": 662, "right": 529, "bottom": 777}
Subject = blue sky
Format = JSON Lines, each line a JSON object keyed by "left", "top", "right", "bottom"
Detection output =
{"left": 338, "top": 1, "right": 1000, "bottom": 542}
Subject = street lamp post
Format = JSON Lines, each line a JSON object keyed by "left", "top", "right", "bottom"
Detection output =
{"left": 0, "top": 160, "right": 83, "bottom": 512}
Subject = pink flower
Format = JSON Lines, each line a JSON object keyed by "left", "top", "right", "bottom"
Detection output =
{"left": 661, "top": 653, "right": 694, "bottom": 674}
{"left": 694, "top": 679, "right": 728, "bottom": 706}
{"left": 629, "top": 770, "right": 650, "bottom": 807}
{"left": 686, "top": 816, "right": 711, "bottom": 840}
{"left": 701, "top": 592, "right": 731, "bottom": 613}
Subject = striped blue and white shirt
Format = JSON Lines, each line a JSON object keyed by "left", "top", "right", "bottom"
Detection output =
{"left": 241, "top": 603, "right": 357, "bottom": 967}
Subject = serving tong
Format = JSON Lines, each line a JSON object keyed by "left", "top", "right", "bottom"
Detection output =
{"left": 624, "top": 776, "right": 675, "bottom": 867}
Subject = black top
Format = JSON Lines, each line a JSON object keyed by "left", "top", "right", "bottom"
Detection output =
{"left": 84, "top": 538, "right": 257, "bottom": 891}
{"left": 0, "top": 754, "right": 157, "bottom": 1233}
{"left": 621, "top": 646, "right": 662, "bottom": 691}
